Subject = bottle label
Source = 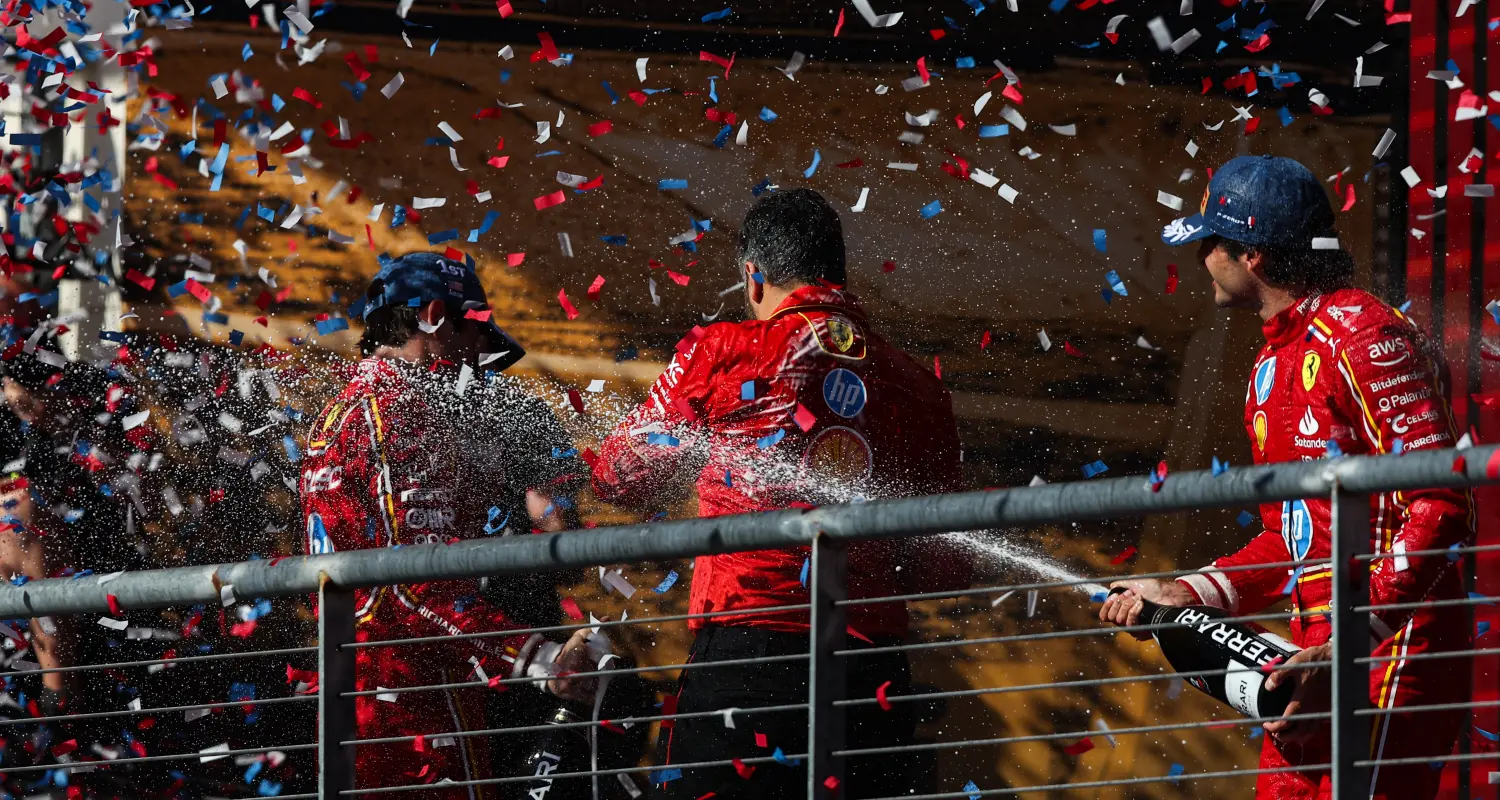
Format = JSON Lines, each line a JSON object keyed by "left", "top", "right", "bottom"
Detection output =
{"left": 1223, "top": 661, "right": 1262, "bottom": 718}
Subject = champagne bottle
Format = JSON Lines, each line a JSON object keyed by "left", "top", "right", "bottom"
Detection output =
{"left": 1110, "top": 588, "right": 1301, "bottom": 719}
{"left": 517, "top": 701, "right": 594, "bottom": 800}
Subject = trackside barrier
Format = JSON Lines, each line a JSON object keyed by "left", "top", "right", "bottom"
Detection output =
{"left": 0, "top": 444, "right": 1492, "bottom": 798}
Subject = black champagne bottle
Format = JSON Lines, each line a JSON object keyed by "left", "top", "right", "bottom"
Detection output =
{"left": 516, "top": 701, "right": 594, "bottom": 800}
{"left": 1111, "top": 588, "right": 1302, "bottom": 719}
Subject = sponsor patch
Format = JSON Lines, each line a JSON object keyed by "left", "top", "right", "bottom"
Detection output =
{"left": 1301, "top": 351, "right": 1321, "bottom": 392}
{"left": 802, "top": 426, "right": 873, "bottom": 485}
{"left": 1281, "top": 499, "right": 1313, "bottom": 560}
{"left": 822, "top": 368, "right": 867, "bottom": 418}
{"left": 1253, "top": 357, "right": 1277, "bottom": 405}
{"left": 1253, "top": 410, "right": 1269, "bottom": 452}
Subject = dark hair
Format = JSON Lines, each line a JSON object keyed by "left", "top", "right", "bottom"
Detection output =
{"left": 736, "top": 188, "right": 847, "bottom": 287}
{"left": 358, "top": 304, "right": 420, "bottom": 356}
{"left": 1216, "top": 237, "right": 1355, "bottom": 292}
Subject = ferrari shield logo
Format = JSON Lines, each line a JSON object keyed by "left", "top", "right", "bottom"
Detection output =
{"left": 827, "top": 317, "right": 856, "bottom": 353}
{"left": 1301, "top": 351, "right": 1321, "bottom": 392}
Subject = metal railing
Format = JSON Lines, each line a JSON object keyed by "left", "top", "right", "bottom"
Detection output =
{"left": 0, "top": 443, "right": 1494, "bottom": 798}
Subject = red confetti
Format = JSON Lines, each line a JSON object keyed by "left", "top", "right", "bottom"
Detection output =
{"left": 1260, "top": 655, "right": 1285, "bottom": 674}
{"left": 833, "top": 7, "right": 845, "bottom": 36}
{"left": 666, "top": 270, "right": 691, "bottom": 286}
{"left": 916, "top": 56, "right": 930, "bottom": 86}
{"left": 413, "top": 735, "right": 426, "bottom": 752}
{"left": 126, "top": 268, "right": 155, "bottom": 291}
{"left": 1243, "top": 117, "right": 1261, "bottom": 135}
{"left": 1002, "top": 83, "right": 1024, "bottom": 104}
{"left": 699, "top": 50, "right": 736, "bottom": 77}
{"left": 1386, "top": 11, "right": 1411, "bottom": 23}
{"left": 823, "top": 776, "right": 841, "bottom": 792}
{"left": 1452, "top": 455, "right": 1467, "bottom": 473}
{"left": 488, "top": 156, "right": 511, "bottom": 169}
{"left": 754, "top": 731, "right": 768, "bottom": 747}
{"left": 933, "top": 356, "right": 942, "bottom": 379}
{"left": 929, "top": 29, "right": 946, "bottom": 40}
{"left": 51, "top": 740, "right": 78, "bottom": 757}
{"left": 836, "top": 159, "right": 864, "bottom": 168}
{"left": 876, "top": 680, "right": 892, "bottom": 711}
{"left": 534, "top": 190, "right": 565, "bottom": 210}
{"left": 882, "top": 260, "right": 896, "bottom": 273}
{"left": 558, "top": 289, "right": 579, "bottom": 320}
{"left": 1063, "top": 737, "right": 1095, "bottom": 756}
{"left": 291, "top": 87, "right": 322, "bottom": 108}
{"left": 184, "top": 278, "right": 211, "bottom": 303}
{"left": 107, "top": 595, "right": 123, "bottom": 616}
{"left": 1110, "top": 546, "right": 1138, "bottom": 565}
{"left": 1165, "top": 264, "right": 1179, "bottom": 295}
{"left": 344, "top": 53, "right": 370, "bottom": 82}
{"left": 1486, "top": 448, "right": 1500, "bottom": 480}
{"left": 567, "top": 389, "right": 585, "bottom": 415}
{"left": 979, "top": 330, "right": 992, "bottom": 350}
{"left": 535, "top": 32, "right": 561, "bottom": 62}
{"left": 587, "top": 275, "right": 606, "bottom": 300}
{"left": 1064, "top": 341, "right": 1087, "bottom": 359}
{"left": 792, "top": 404, "right": 817, "bottom": 432}
{"left": 463, "top": 308, "right": 493, "bottom": 322}
{"left": 506, "top": 253, "right": 526, "bottom": 268}
{"left": 660, "top": 694, "right": 678, "bottom": 728}
{"left": 587, "top": 120, "right": 613, "bottom": 137}
{"left": 1244, "top": 33, "right": 1271, "bottom": 53}
{"left": 496, "top": 0, "right": 513, "bottom": 16}
{"left": 560, "top": 598, "right": 583, "bottom": 620}
{"left": 1341, "top": 183, "right": 1356, "bottom": 212}
{"left": 732, "top": 759, "right": 756, "bottom": 779}
{"left": 954, "top": 114, "right": 966, "bottom": 130}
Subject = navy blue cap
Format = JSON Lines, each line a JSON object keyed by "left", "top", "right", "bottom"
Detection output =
{"left": 1161, "top": 155, "right": 1336, "bottom": 248}
{"left": 363, "top": 252, "right": 526, "bottom": 371}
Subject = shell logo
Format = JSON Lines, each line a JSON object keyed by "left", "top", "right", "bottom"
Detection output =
{"left": 1253, "top": 410, "right": 1269, "bottom": 452}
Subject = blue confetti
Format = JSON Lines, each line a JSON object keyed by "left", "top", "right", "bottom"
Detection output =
{"left": 757, "top": 429, "right": 786, "bottom": 449}
{"left": 1477, "top": 621, "right": 1491, "bottom": 639}
{"left": 600, "top": 235, "right": 628, "bottom": 246}
{"left": 1237, "top": 510, "right": 1257, "bottom": 527}
{"left": 701, "top": 7, "right": 732, "bottom": 22}
{"left": 1089, "top": 591, "right": 1106, "bottom": 603}
{"left": 1279, "top": 107, "right": 1294, "bottom": 127}
{"left": 1476, "top": 726, "right": 1500, "bottom": 742}
{"left": 1280, "top": 566, "right": 1303, "bottom": 595}
{"left": 724, "top": 470, "right": 733, "bottom": 487}
{"left": 647, "top": 433, "right": 681, "bottom": 447}
{"left": 978, "top": 124, "right": 1010, "bottom": 138}
{"left": 712, "top": 124, "right": 733, "bottom": 148}
{"left": 654, "top": 571, "right": 679, "bottom": 593}
{"left": 601, "top": 80, "right": 620, "bottom": 104}
{"left": 1093, "top": 229, "right": 1107, "bottom": 252}
{"left": 919, "top": 199, "right": 944, "bottom": 219}
{"left": 1105, "top": 270, "right": 1128, "bottom": 296}
{"left": 1080, "top": 460, "right": 1108, "bottom": 478}
{"left": 484, "top": 506, "right": 510, "bottom": 535}
{"left": 1048, "top": 0, "right": 1069, "bottom": 11}
{"left": 658, "top": 179, "right": 689, "bottom": 191}
{"left": 649, "top": 768, "right": 683, "bottom": 784}
{"left": 314, "top": 317, "right": 349, "bottom": 336}
{"left": 708, "top": 76, "right": 718, "bottom": 104}
{"left": 429, "top": 38, "right": 440, "bottom": 57}
{"left": 1168, "top": 764, "right": 1185, "bottom": 779}
{"left": 772, "top": 747, "right": 801, "bottom": 766}
{"left": 956, "top": 56, "right": 976, "bottom": 68}
{"left": 1470, "top": 592, "right": 1495, "bottom": 605}
{"left": 964, "top": 781, "right": 981, "bottom": 800}
{"left": 759, "top": 107, "right": 778, "bottom": 122}
{"left": 751, "top": 177, "right": 773, "bottom": 196}
{"left": 800, "top": 558, "right": 810, "bottom": 587}
{"left": 1211, "top": 457, "right": 1229, "bottom": 476}
{"left": 804, "top": 149, "right": 821, "bottom": 178}
{"left": 242, "top": 42, "right": 253, "bottom": 61}
{"left": 741, "top": 381, "right": 756, "bottom": 400}
{"left": 281, "top": 435, "right": 301, "bottom": 463}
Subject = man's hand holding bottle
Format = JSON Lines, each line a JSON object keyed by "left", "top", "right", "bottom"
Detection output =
{"left": 1097, "top": 578, "right": 1195, "bottom": 639}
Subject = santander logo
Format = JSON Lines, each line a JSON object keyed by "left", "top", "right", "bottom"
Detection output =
{"left": 1298, "top": 407, "right": 1320, "bottom": 436}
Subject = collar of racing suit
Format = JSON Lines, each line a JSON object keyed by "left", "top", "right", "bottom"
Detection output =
{"left": 766, "top": 284, "right": 867, "bottom": 322}
{"left": 1259, "top": 291, "right": 1323, "bottom": 348}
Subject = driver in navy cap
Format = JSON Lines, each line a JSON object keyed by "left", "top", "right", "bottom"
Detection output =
{"left": 299, "top": 251, "right": 603, "bottom": 798}
{"left": 1104, "top": 156, "right": 1473, "bottom": 800}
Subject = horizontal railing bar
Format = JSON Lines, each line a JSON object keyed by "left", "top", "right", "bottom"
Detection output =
{"left": 339, "top": 752, "right": 808, "bottom": 795}
{"left": 0, "top": 693, "right": 316, "bottom": 727}
{"left": 1355, "top": 751, "right": 1500, "bottom": 768}
{"left": 832, "top": 710, "right": 1331, "bottom": 758}
{"left": 0, "top": 445, "right": 1489, "bottom": 618}
{"left": 840, "top": 558, "right": 1331, "bottom": 607}
{"left": 344, "top": 652, "right": 809, "bottom": 697}
{"left": 860, "top": 763, "right": 1332, "bottom": 799}
{"left": 836, "top": 609, "right": 1324, "bottom": 657}
{"left": 348, "top": 603, "right": 812, "bottom": 650}
{"left": 1358, "top": 646, "right": 1500, "bottom": 666}
{"left": 1355, "top": 698, "right": 1500, "bottom": 717}
{"left": 1357, "top": 542, "right": 1500, "bottom": 561}
{"left": 1355, "top": 595, "right": 1497, "bottom": 614}
{"left": 0, "top": 742, "right": 316, "bottom": 774}
{"left": 836, "top": 660, "right": 1332, "bottom": 708}
{"left": 344, "top": 702, "right": 810, "bottom": 747}
{"left": 15, "top": 645, "right": 317, "bottom": 676}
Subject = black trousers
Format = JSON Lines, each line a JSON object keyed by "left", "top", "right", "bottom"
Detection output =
{"left": 653, "top": 625, "right": 915, "bottom": 800}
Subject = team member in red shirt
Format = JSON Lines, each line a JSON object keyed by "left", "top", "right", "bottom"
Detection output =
{"left": 591, "top": 189, "right": 971, "bottom": 798}
{"left": 1102, "top": 156, "right": 1473, "bottom": 799}
{"left": 301, "top": 252, "right": 598, "bottom": 798}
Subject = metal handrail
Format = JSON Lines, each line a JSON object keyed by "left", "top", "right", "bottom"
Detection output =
{"left": 0, "top": 444, "right": 1490, "bottom": 618}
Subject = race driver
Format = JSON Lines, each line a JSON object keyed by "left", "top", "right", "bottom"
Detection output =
{"left": 1101, "top": 155, "right": 1473, "bottom": 799}
{"left": 300, "top": 252, "right": 600, "bottom": 798}
{"left": 590, "top": 189, "right": 972, "bottom": 799}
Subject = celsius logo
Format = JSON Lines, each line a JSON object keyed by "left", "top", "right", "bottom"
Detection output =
{"left": 1367, "top": 338, "right": 1410, "bottom": 367}
{"left": 822, "top": 368, "right": 867, "bottom": 418}
{"left": 1253, "top": 357, "right": 1277, "bottom": 405}
{"left": 1298, "top": 407, "right": 1320, "bottom": 436}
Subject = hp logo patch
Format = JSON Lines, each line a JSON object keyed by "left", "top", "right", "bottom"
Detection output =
{"left": 1253, "top": 357, "right": 1278, "bottom": 406}
{"left": 822, "top": 368, "right": 867, "bottom": 419}
{"left": 1280, "top": 500, "right": 1312, "bottom": 560}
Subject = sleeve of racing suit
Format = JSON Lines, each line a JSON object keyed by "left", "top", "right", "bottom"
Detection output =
{"left": 1334, "top": 324, "right": 1473, "bottom": 622}
{"left": 1176, "top": 528, "right": 1295, "bottom": 614}
{"left": 347, "top": 394, "right": 548, "bottom": 681}
{"left": 590, "top": 330, "right": 717, "bottom": 509}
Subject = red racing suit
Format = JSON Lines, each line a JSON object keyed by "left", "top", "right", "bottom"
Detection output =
{"left": 1173, "top": 288, "right": 1474, "bottom": 799}
{"left": 591, "top": 286, "right": 970, "bottom": 638}
{"left": 301, "top": 358, "right": 549, "bottom": 799}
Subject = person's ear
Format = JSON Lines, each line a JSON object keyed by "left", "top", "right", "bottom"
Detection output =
{"left": 418, "top": 299, "right": 447, "bottom": 328}
{"left": 745, "top": 262, "right": 764, "bottom": 304}
{"left": 1240, "top": 248, "right": 1267, "bottom": 280}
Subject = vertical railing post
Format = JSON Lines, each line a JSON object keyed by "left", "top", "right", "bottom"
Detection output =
{"left": 319, "top": 574, "right": 358, "bottom": 799}
{"left": 808, "top": 533, "right": 848, "bottom": 799}
{"left": 1330, "top": 488, "right": 1372, "bottom": 800}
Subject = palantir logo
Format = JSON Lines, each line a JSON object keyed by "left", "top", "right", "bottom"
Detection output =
{"left": 1253, "top": 357, "right": 1277, "bottom": 406}
{"left": 1280, "top": 500, "right": 1313, "bottom": 560}
{"left": 822, "top": 368, "right": 867, "bottom": 419}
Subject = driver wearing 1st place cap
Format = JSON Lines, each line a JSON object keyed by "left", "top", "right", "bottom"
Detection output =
{"left": 1102, "top": 155, "right": 1474, "bottom": 800}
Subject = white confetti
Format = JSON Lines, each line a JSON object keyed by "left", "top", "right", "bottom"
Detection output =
{"left": 438, "top": 121, "right": 463, "bottom": 142}
{"left": 1157, "top": 191, "right": 1184, "bottom": 211}
{"left": 851, "top": 187, "right": 870, "bottom": 212}
{"left": 777, "top": 51, "right": 805, "bottom": 80}
{"left": 536, "top": 120, "right": 551, "bottom": 144}
{"left": 586, "top": 380, "right": 606, "bottom": 393}
{"left": 999, "top": 183, "right": 1019, "bottom": 203}
{"left": 499, "top": 45, "right": 514, "bottom": 60}
{"left": 122, "top": 410, "right": 150, "bottom": 430}
{"left": 635, "top": 57, "right": 648, "bottom": 82}
{"left": 973, "top": 91, "right": 992, "bottom": 116}
{"left": 1400, "top": 166, "right": 1421, "bottom": 188}
{"left": 1038, "top": 329, "right": 1052, "bottom": 351}
{"left": 558, "top": 232, "right": 574, "bottom": 257}
{"left": 887, "top": 162, "right": 919, "bottom": 171}
{"left": 852, "top": 0, "right": 903, "bottom": 27}
{"left": 199, "top": 743, "right": 231, "bottom": 763}
{"left": 380, "top": 73, "right": 404, "bottom": 99}
{"left": 905, "top": 109, "right": 939, "bottom": 127}
{"left": 412, "top": 197, "right": 447, "bottom": 210}
{"left": 98, "top": 617, "right": 128, "bottom": 630}
{"left": 1185, "top": 139, "right": 1199, "bottom": 158}
{"left": 736, "top": 121, "right": 748, "bottom": 146}
{"left": 971, "top": 169, "right": 999, "bottom": 188}
{"left": 1373, "top": 128, "right": 1396, "bottom": 159}
{"left": 1312, "top": 237, "right": 1341, "bottom": 250}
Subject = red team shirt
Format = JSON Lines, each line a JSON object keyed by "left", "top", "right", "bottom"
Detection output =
{"left": 591, "top": 285, "right": 970, "bottom": 638}
{"left": 1175, "top": 288, "right": 1473, "bottom": 799}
